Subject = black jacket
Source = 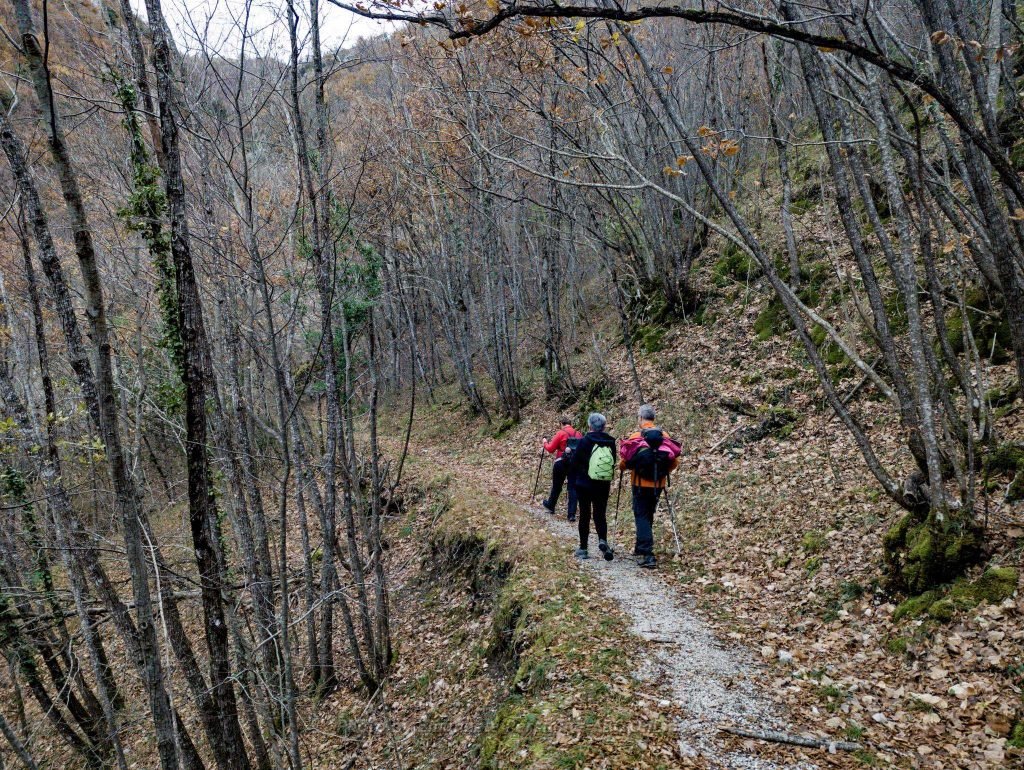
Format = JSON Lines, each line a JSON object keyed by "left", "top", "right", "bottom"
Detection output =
{"left": 570, "top": 430, "right": 616, "bottom": 489}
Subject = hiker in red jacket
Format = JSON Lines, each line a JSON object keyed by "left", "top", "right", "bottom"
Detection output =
{"left": 542, "top": 416, "right": 581, "bottom": 522}
{"left": 618, "top": 404, "right": 681, "bottom": 569}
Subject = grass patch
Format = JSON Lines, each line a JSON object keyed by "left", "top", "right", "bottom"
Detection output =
{"left": 801, "top": 530, "right": 826, "bottom": 554}
{"left": 817, "top": 683, "right": 849, "bottom": 713}
{"left": 885, "top": 636, "right": 909, "bottom": 655}
{"left": 854, "top": 749, "right": 880, "bottom": 766}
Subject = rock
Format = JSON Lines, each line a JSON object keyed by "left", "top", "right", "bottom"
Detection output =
{"left": 949, "top": 681, "right": 984, "bottom": 699}
{"left": 912, "top": 692, "right": 949, "bottom": 709}
{"left": 778, "top": 650, "right": 794, "bottom": 664}
{"left": 872, "top": 712, "right": 888, "bottom": 724}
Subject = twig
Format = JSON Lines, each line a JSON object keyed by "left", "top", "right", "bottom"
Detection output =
{"left": 721, "top": 726, "right": 862, "bottom": 752}
{"left": 708, "top": 424, "right": 747, "bottom": 452}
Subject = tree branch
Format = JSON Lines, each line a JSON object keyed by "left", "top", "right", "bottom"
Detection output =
{"left": 327, "top": 0, "right": 1024, "bottom": 204}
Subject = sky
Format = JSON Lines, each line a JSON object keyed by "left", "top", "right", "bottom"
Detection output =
{"left": 130, "top": 0, "right": 397, "bottom": 58}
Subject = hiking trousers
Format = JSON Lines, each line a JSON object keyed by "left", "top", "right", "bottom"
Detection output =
{"left": 632, "top": 486, "right": 663, "bottom": 556}
{"left": 577, "top": 482, "right": 611, "bottom": 550}
{"left": 548, "top": 458, "right": 578, "bottom": 518}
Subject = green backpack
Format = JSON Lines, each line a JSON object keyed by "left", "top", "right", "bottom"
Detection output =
{"left": 588, "top": 445, "right": 615, "bottom": 481}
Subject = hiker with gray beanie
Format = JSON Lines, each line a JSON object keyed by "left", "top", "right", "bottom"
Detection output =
{"left": 567, "top": 412, "right": 616, "bottom": 561}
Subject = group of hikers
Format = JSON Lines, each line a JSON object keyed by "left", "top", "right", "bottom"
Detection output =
{"left": 539, "top": 404, "right": 680, "bottom": 569}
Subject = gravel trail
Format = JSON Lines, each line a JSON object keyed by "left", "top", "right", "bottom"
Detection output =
{"left": 525, "top": 503, "right": 816, "bottom": 770}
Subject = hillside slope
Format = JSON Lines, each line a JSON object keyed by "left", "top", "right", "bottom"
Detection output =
{"left": 376, "top": 257, "right": 1024, "bottom": 769}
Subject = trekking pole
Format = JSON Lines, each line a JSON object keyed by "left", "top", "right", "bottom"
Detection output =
{"left": 530, "top": 441, "right": 546, "bottom": 503}
{"left": 612, "top": 468, "right": 624, "bottom": 545}
{"left": 663, "top": 487, "right": 682, "bottom": 558}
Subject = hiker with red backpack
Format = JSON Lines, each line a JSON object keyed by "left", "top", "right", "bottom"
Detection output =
{"left": 619, "top": 404, "right": 681, "bottom": 569}
{"left": 541, "top": 415, "right": 582, "bottom": 522}
{"left": 567, "top": 413, "right": 617, "bottom": 561}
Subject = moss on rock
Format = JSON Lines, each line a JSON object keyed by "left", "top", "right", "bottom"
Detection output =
{"left": 927, "top": 598, "right": 955, "bottom": 622}
{"left": 635, "top": 324, "right": 667, "bottom": 354}
{"left": 971, "top": 567, "right": 1019, "bottom": 603}
{"left": 901, "top": 523, "right": 935, "bottom": 593}
{"left": 883, "top": 513, "right": 913, "bottom": 556}
{"left": 984, "top": 443, "right": 1024, "bottom": 502}
{"left": 893, "top": 590, "right": 941, "bottom": 620}
{"left": 945, "top": 287, "right": 1013, "bottom": 363}
{"left": 1009, "top": 471, "right": 1024, "bottom": 503}
{"left": 985, "top": 381, "right": 1021, "bottom": 409}
{"left": 884, "top": 511, "right": 982, "bottom": 594}
{"left": 885, "top": 636, "right": 909, "bottom": 655}
{"left": 754, "top": 298, "right": 790, "bottom": 341}
{"left": 896, "top": 567, "right": 1018, "bottom": 625}
{"left": 985, "top": 442, "right": 1024, "bottom": 475}
{"left": 1009, "top": 721, "right": 1024, "bottom": 750}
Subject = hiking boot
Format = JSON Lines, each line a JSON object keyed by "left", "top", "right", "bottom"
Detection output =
{"left": 574, "top": 548, "right": 589, "bottom": 560}
{"left": 637, "top": 554, "right": 657, "bottom": 569}
{"left": 541, "top": 499, "right": 555, "bottom": 513}
{"left": 567, "top": 513, "right": 576, "bottom": 523}
{"left": 598, "top": 540, "right": 614, "bottom": 561}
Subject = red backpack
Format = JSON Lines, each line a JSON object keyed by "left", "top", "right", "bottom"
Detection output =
{"left": 621, "top": 429, "right": 680, "bottom": 482}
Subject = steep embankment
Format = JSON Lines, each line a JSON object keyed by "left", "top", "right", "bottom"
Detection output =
{"left": 377, "top": 266, "right": 1023, "bottom": 768}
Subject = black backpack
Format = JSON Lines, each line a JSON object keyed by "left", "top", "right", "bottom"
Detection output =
{"left": 562, "top": 436, "right": 580, "bottom": 463}
{"left": 627, "top": 429, "right": 672, "bottom": 483}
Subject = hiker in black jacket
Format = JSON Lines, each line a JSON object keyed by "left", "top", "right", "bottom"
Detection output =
{"left": 568, "top": 413, "right": 616, "bottom": 561}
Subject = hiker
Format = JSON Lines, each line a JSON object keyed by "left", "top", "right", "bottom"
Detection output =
{"left": 568, "top": 412, "right": 616, "bottom": 561}
{"left": 541, "top": 416, "right": 582, "bottom": 522}
{"left": 619, "top": 404, "right": 681, "bottom": 569}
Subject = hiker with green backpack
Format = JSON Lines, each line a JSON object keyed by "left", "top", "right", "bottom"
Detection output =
{"left": 568, "top": 412, "right": 616, "bottom": 561}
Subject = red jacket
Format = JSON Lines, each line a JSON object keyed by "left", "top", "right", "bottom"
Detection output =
{"left": 544, "top": 426, "right": 581, "bottom": 459}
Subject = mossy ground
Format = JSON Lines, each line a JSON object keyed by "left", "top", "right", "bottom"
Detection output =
{"left": 891, "top": 566, "right": 1019, "bottom": 622}
{"left": 984, "top": 442, "right": 1024, "bottom": 501}
{"left": 944, "top": 286, "right": 1013, "bottom": 364}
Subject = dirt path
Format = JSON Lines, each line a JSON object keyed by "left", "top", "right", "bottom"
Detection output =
{"left": 524, "top": 502, "right": 817, "bottom": 770}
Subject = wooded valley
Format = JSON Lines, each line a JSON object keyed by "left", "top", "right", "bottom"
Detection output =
{"left": 0, "top": 0, "right": 1022, "bottom": 766}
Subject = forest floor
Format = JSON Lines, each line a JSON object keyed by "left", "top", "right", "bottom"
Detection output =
{"left": 371, "top": 282, "right": 1024, "bottom": 769}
